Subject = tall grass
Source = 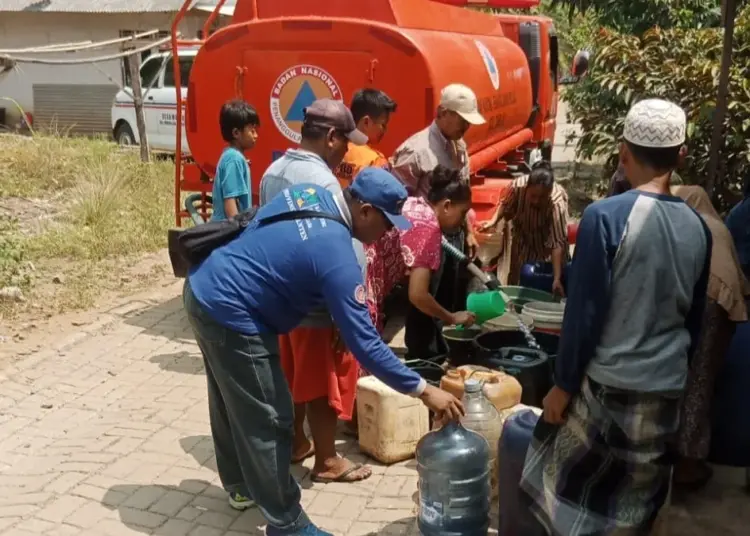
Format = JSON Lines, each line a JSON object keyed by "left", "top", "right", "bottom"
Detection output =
{"left": 0, "top": 133, "right": 174, "bottom": 314}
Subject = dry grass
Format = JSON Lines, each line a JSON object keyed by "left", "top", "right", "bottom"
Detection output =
{"left": 0, "top": 132, "right": 174, "bottom": 317}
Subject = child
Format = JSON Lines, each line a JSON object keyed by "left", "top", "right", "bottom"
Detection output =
{"left": 211, "top": 100, "right": 259, "bottom": 221}
{"left": 334, "top": 88, "right": 397, "bottom": 188}
{"left": 520, "top": 99, "right": 712, "bottom": 535}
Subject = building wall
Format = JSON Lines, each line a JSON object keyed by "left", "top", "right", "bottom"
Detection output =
{"left": 0, "top": 11, "right": 213, "bottom": 130}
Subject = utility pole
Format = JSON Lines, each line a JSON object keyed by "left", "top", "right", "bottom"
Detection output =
{"left": 705, "top": 0, "right": 737, "bottom": 200}
{"left": 127, "top": 51, "right": 151, "bottom": 163}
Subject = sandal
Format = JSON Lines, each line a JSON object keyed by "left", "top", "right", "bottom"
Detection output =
{"left": 311, "top": 463, "right": 371, "bottom": 483}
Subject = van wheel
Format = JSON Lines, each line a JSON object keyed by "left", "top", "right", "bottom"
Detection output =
{"left": 115, "top": 123, "right": 136, "bottom": 146}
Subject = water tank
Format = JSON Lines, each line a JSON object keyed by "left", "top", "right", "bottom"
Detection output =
{"left": 497, "top": 409, "right": 546, "bottom": 536}
{"left": 186, "top": 0, "right": 533, "bottom": 192}
{"left": 416, "top": 420, "right": 491, "bottom": 535}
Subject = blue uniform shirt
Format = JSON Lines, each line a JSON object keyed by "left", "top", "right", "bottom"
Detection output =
{"left": 188, "top": 183, "right": 425, "bottom": 395}
{"left": 211, "top": 147, "right": 251, "bottom": 221}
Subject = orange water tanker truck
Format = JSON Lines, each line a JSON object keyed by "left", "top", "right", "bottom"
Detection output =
{"left": 170, "top": 0, "right": 583, "bottom": 230}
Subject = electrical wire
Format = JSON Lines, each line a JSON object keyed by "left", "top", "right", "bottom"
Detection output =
{"left": 0, "top": 30, "right": 160, "bottom": 55}
{"left": 0, "top": 35, "right": 174, "bottom": 66}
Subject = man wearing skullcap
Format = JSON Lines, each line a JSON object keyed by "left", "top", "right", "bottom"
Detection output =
{"left": 520, "top": 99, "right": 713, "bottom": 535}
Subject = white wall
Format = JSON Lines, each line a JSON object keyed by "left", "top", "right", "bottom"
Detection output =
{"left": 0, "top": 11, "right": 208, "bottom": 125}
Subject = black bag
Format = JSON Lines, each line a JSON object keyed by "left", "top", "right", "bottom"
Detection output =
{"left": 168, "top": 209, "right": 346, "bottom": 278}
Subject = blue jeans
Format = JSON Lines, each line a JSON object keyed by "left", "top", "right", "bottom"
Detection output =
{"left": 183, "top": 281, "right": 311, "bottom": 532}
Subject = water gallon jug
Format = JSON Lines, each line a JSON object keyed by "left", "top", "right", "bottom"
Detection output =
{"left": 461, "top": 379, "right": 503, "bottom": 498}
{"left": 497, "top": 409, "right": 546, "bottom": 536}
{"left": 440, "top": 366, "right": 522, "bottom": 412}
{"left": 416, "top": 421, "right": 491, "bottom": 536}
{"left": 356, "top": 376, "right": 429, "bottom": 464}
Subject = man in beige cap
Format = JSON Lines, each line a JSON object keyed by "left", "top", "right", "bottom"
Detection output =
{"left": 520, "top": 98, "right": 712, "bottom": 535}
{"left": 388, "top": 84, "right": 485, "bottom": 359}
{"left": 390, "top": 83, "right": 485, "bottom": 198}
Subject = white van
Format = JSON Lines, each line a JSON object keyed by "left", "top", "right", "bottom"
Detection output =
{"left": 111, "top": 49, "right": 197, "bottom": 154}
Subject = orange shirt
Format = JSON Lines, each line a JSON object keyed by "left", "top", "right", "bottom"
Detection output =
{"left": 335, "top": 143, "right": 390, "bottom": 189}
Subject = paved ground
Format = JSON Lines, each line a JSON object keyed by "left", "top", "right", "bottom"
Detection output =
{"left": 0, "top": 281, "right": 748, "bottom": 536}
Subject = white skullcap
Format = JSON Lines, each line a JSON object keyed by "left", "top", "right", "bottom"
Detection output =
{"left": 623, "top": 99, "right": 686, "bottom": 148}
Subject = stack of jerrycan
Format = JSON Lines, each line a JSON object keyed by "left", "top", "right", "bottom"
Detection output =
{"left": 440, "top": 366, "right": 522, "bottom": 412}
{"left": 497, "top": 409, "right": 546, "bottom": 536}
{"left": 416, "top": 401, "right": 491, "bottom": 534}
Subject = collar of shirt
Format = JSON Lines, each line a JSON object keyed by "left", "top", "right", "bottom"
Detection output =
{"left": 428, "top": 121, "right": 467, "bottom": 168}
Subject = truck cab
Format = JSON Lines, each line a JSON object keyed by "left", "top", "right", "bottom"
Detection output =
{"left": 111, "top": 48, "right": 197, "bottom": 153}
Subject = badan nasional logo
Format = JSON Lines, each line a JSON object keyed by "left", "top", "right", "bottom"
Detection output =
{"left": 270, "top": 64, "right": 343, "bottom": 143}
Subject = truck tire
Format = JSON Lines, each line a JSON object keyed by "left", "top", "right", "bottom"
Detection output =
{"left": 114, "top": 123, "right": 136, "bottom": 146}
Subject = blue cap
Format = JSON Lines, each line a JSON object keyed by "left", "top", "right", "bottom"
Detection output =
{"left": 350, "top": 167, "right": 411, "bottom": 231}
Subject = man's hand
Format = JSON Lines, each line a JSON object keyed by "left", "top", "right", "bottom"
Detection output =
{"left": 466, "top": 231, "right": 479, "bottom": 260}
{"left": 542, "top": 385, "right": 572, "bottom": 425}
{"left": 552, "top": 279, "right": 566, "bottom": 298}
{"left": 450, "top": 311, "right": 477, "bottom": 328}
{"left": 420, "top": 385, "right": 465, "bottom": 422}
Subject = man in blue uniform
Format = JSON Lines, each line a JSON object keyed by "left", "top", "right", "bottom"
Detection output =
{"left": 184, "top": 167, "right": 464, "bottom": 536}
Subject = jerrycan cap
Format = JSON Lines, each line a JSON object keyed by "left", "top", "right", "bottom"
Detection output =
{"left": 464, "top": 379, "right": 482, "bottom": 393}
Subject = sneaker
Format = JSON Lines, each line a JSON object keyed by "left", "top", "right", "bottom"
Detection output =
{"left": 228, "top": 492, "right": 255, "bottom": 511}
{"left": 265, "top": 522, "right": 333, "bottom": 536}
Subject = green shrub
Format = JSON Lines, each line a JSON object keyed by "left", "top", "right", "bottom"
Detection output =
{"left": 563, "top": 6, "right": 750, "bottom": 207}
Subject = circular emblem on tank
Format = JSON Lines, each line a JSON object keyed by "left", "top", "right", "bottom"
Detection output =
{"left": 270, "top": 64, "right": 344, "bottom": 143}
{"left": 474, "top": 40, "right": 500, "bottom": 91}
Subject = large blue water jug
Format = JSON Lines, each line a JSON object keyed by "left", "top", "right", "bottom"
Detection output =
{"left": 416, "top": 421, "right": 491, "bottom": 535}
{"left": 519, "top": 262, "right": 570, "bottom": 294}
{"left": 497, "top": 409, "right": 546, "bottom": 536}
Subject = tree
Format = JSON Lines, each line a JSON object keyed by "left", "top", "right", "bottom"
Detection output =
{"left": 563, "top": 7, "right": 750, "bottom": 208}
{"left": 550, "top": 0, "right": 724, "bottom": 33}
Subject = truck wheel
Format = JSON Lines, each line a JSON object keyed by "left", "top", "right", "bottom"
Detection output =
{"left": 115, "top": 123, "right": 136, "bottom": 146}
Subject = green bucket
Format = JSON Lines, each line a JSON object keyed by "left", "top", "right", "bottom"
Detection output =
{"left": 466, "top": 291, "right": 506, "bottom": 324}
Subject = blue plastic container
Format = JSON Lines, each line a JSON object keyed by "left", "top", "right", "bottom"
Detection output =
{"left": 709, "top": 319, "right": 750, "bottom": 467}
{"left": 497, "top": 409, "right": 546, "bottom": 536}
{"left": 519, "top": 262, "right": 571, "bottom": 294}
{"left": 416, "top": 421, "right": 491, "bottom": 536}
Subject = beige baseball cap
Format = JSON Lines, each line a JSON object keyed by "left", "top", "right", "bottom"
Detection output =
{"left": 439, "top": 84, "right": 486, "bottom": 125}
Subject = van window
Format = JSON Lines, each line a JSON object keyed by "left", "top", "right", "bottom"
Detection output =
{"left": 163, "top": 57, "right": 194, "bottom": 88}
{"left": 139, "top": 57, "right": 163, "bottom": 89}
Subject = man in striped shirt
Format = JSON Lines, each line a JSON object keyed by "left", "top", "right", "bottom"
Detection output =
{"left": 479, "top": 160, "right": 569, "bottom": 296}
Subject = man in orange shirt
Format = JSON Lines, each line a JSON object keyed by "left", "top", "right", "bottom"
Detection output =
{"left": 335, "top": 88, "right": 397, "bottom": 188}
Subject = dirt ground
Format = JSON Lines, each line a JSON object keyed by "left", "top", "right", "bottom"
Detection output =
{"left": 0, "top": 248, "right": 175, "bottom": 366}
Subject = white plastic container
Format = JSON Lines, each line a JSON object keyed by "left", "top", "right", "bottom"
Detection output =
{"left": 356, "top": 376, "right": 430, "bottom": 464}
{"left": 522, "top": 301, "right": 565, "bottom": 333}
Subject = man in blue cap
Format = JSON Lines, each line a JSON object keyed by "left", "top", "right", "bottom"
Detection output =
{"left": 184, "top": 167, "right": 464, "bottom": 536}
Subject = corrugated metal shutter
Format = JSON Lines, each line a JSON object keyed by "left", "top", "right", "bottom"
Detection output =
{"left": 32, "top": 84, "right": 119, "bottom": 135}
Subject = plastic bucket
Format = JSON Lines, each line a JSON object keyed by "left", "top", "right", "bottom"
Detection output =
{"left": 481, "top": 313, "right": 535, "bottom": 333}
{"left": 467, "top": 291, "right": 506, "bottom": 324}
{"left": 522, "top": 301, "right": 565, "bottom": 334}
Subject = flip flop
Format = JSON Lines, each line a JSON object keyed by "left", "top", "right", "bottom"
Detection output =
{"left": 310, "top": 463, "right": 370, "bottom": 483}
{"left": 291, "top": 443, "right": 315, "bottom": 464}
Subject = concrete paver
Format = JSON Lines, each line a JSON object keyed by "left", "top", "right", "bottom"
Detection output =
{"left": 0, "top": 283, "right": 421, "bottom": 536}
{"left": 0, "top": 281, "right": 747, "bottom": 535}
